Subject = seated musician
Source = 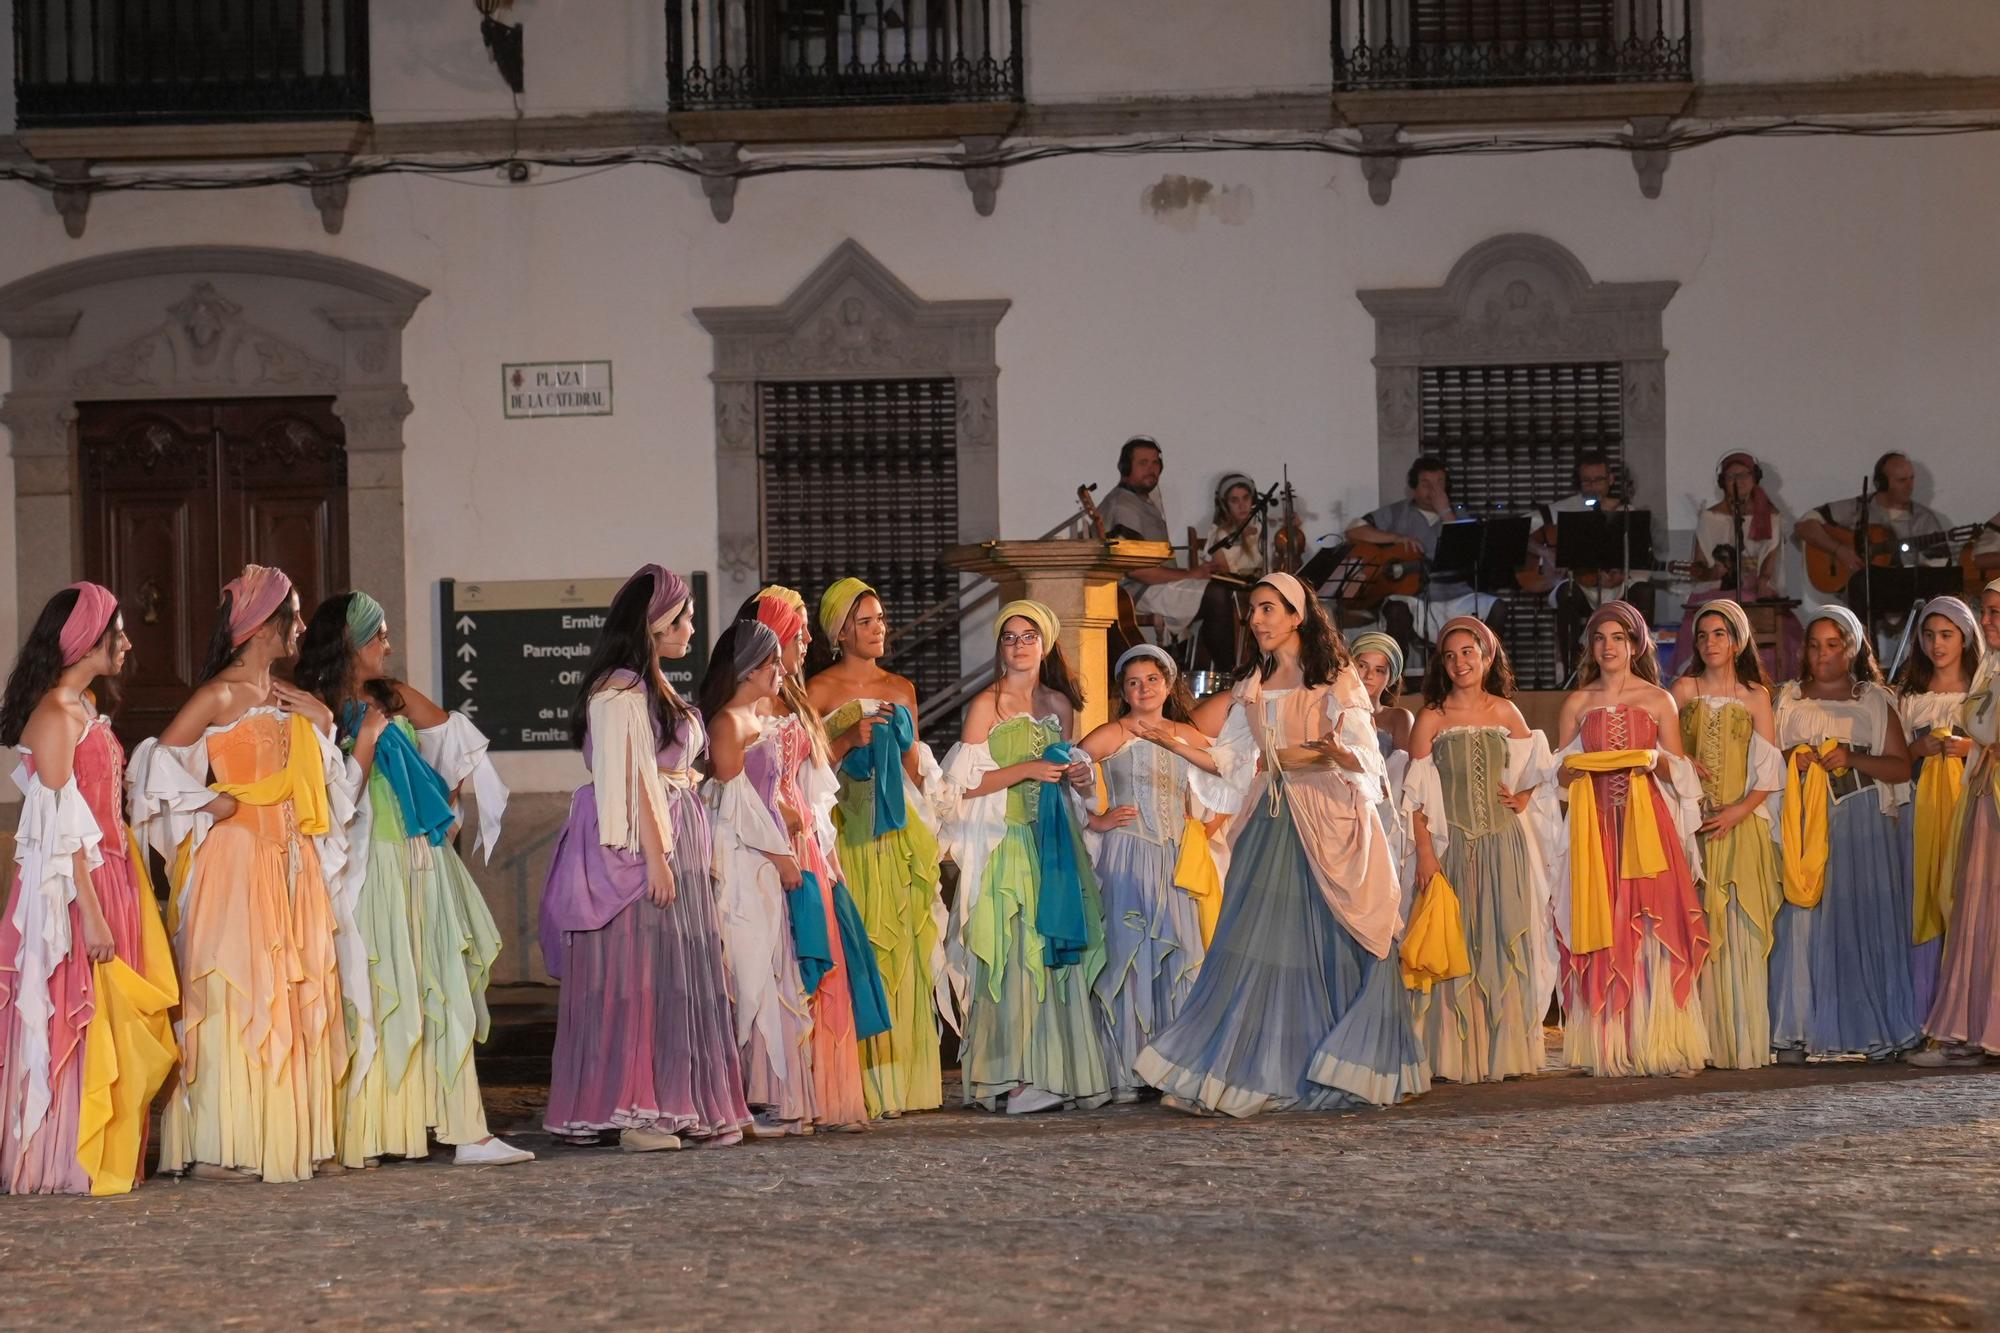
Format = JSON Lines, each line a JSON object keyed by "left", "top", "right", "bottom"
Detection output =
{"left": 1527, "top": 450, "right": 1658, "bottom": 677}
{"left": 1205, "top": 473, "right": 1267, "bottom": 580}
{"left": 1094, "top": 435, "right": 1243, "bottom": 669}
{"left": 1344, "top": 454, "right": 1508, "bottom": 663}
{"left": 1973, "top": 507, "right": 2000, "bottom": 580}
{"left": 1665, "top": 450, "right": 1802, "bottom": 676}
{"left": 1794, "top": 450, "right": 1950, "bottom": 642}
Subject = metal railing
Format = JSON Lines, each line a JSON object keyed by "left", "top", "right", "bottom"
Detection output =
{"left": 1332, "top": 0, "right": 1691, "bottom": 91}
{"left": 668, "top": 0, "right": 1023, "bottom": 111}
{"left": 13, "top": 0, "right": 370, "bottom": 128}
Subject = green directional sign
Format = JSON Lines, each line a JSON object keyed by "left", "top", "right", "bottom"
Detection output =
{"left": 439, "top": 574, "right": 709, "bottom": 751}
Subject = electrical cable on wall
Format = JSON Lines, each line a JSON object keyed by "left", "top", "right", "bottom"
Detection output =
{"left": 3, "top": 115, "right": 1999, "bottom": 200}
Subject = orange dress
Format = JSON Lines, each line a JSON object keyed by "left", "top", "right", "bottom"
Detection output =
{"left": 156, "top": 709, "right": 347, "bottom": 1182}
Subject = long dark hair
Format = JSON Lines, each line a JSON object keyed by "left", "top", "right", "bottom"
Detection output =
{"left": 1799, "top": 620, "right": 1883, "bottom": 687}
{"left": 0, "top": 588, "right": 126, "bottom": 746}
{"left": 570, "top": 574, "right": 692, "bottom": 749}
{"left": 1418, "top": 630, "right": 1516, "bottom": 711}
{"left": 699, "top": 620, "right": 778, "bottom": 727}
{"left": 1893, "top": 612, "right": 1983, "bottom": 696}
{"left": 1678, "top": 606, "right": 1772, "bottom": 692}
{"left": 1115, "top": 656, "right": 1195, "bottom": 723}
{"left": 198, "top": 589, "right": 297, "bottom": 683}
{"left": 1255, "top": 583, "right": 1349, "bottom": 688}
{"left": 294, "top": 594, "right": 402, "bottom": 740}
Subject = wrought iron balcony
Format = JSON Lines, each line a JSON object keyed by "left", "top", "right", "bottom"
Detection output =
{"left": 13, "top": 0, "right": 370, "bottom": 129}
{"left": 668, "top": 0, "right": 1022, "bottom": 111}
{"left": 1333, "top": 0, "right": 1692, "bottom": 91}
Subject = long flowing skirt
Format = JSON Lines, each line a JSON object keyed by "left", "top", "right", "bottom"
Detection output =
{"left": 1925, "top": 790, "right": 2000, "bottom": 1050}
{"left": 1769, "top": 798, "right": 1920, "bottom": 1058}
{"left": 1696, "top": 819, "right": 1781, "bottom": 1070}
{"left": 1091, "top": 831, "right": 1204, "bottom": 1097}
{"left": 1897, "top": 803, "right": 1944, "bottom": 1020}
{"left": 544, "top": 787, "right": 751, "bottom": 1141}
{"left": 961, "top": 821, "right": 1111, "bottom": 1109}
{"left": 340, "top": 832, "right": 503, "bottom": 1164}
{"left": 837, "top": 809, "right": 943, "bottom": 1117}
{"left": 1418, "top": 823, "right": 1541, "bottom": 1083}
{"left": 1134, "top": 799, "right": 1424, "bottom": 1117}
{"left": 0, "top": 844, "right": 148, "bottom": 1194}
{"left": 160, "top": 821, "right": 345, "bottom": 1182}
{"left": 803, "top": 870, "right": 868, "bottom": 1127}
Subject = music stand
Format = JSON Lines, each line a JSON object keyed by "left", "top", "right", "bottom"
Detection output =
{"left": 1847, "top": 565, "right": 1962, "bottom": 617}
{"left": 1433, "top": 515, "right": 1532, "bottom": 595}
{"left": 1557, "top": 508, "right": 1656, "bottom": 584}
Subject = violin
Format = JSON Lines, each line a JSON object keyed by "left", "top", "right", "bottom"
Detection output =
{"left": 1268, "top": 469, "right": 1307, "bottom": 575}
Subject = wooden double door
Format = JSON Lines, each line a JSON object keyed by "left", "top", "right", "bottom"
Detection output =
{"left": 79, "top": 397, "right": 349, "bottom": 747}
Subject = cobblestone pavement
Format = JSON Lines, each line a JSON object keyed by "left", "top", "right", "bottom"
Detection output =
{"left": 4, "top": 1063, "right": 1998, "bottom": 1331}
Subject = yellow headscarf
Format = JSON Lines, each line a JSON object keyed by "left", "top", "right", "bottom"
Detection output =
{"left": 996, "top": 599, "right": 1060, "bottom": 648}
{"left": 819, "top": 577, "right": 876, "bottom": 647}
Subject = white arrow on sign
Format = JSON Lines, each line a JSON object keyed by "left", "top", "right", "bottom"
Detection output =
{"left": 456, "top": 615, "right": 477, "bottom": 633}
{"left": 461, "top": 700, "right": 478, "bottom": 716}
{"left": 457, "top": 670, "right": 477, "bottom": 691}
{"left": 455, "top": 642, "right": 477, "bottom": 661}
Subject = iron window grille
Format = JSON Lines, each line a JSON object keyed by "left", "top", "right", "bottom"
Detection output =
{"left": 13, "top": 0, "right": 370, "bottom": 128}
{"left": 668, "top": 0, "right": 1022, "bottom": 110}
{"left": 1333, "top": 0, "right": 1692, "bottom": 91}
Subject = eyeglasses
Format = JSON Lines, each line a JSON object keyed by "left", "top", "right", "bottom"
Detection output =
{"left": 998, "top": 631, "right": 1041, "bottom": 648}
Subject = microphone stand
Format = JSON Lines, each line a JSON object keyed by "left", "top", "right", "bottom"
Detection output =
{"left": 1728, "top": 491, "right": 1748, "bottom": 603}
{"left": 1853, "top": 474, "right": 1874, "bottom": 646}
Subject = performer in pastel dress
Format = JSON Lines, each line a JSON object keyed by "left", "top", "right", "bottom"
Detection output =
{"left": 1888, "top": 596, "right": 1982, "bottom": 1019}
{"left": 1351, "top": 632, "right": 1415, "bottom": 759}
{"left": 807, "top": 577, "right": 949, "bottom": 1118}
{"left": 0, "top": 584, "right": 176, "bottom": 1195}
{"left": 1555, "top": 601, "right": 1712, "bottom": 1078}
{"left": 1403, "top": 617, "right": 1560, "bottom": 1084}
{"left": 1915, "top": 579, "right": 2000, "bottom": 1065}
{"left": 738, "top": 586, "right": 890, "bottom": 1132}
{"left": 295, "top": 591, "right": 531, "bottom": 1167}
{"left": 132, "top": 566, "right": 351, "bottom": 1182}
{"left": 937, "top": 600, "right": 1112, "bottom": 1113}
{"left": 1769, "top": 605, "right": 1919, "bottom": 1062}
{"left": 702, "top": 619, "right": 819, "bottom": 1135}
{"left": 539, "top": 565, "right": 750, "bottom": 1151}
{"left": 1134, "top": 574, "right": 1424, "bottom": 1115}
{"left": 1076, "top": 645, "right": 1231, "bottom": 1102}
{"left": 1670, "top": 599, "right": 1785, "bottom": 1070}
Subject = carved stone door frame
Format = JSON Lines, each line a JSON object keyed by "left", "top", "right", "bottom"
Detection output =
{"left": 0, "top": 246, "right": 427, "bottom": 644}
{"left": 693, "top": 239, "right": 1009, "bottom": 616}
{"left": 1357, "top": 234, "right": 1678, "bottom": 520}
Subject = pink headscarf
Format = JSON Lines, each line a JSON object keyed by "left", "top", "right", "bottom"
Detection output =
{"left": 222, "top": 565, "right": 294, "bottom": 646}
{"left": 753, "top": 594, "right": 805, "bottom": 648}
{"left": 1255, "top": 572, "right": 1310, "bottom": 615}
{"left": 1585, "top": 599, "right": 1655, "bottom": 663}
{"left": 58, "top": 582, "right": 118, "bottom": 666}
{"left": 1436, "top": 614, "right": 1500, "bottom": 662}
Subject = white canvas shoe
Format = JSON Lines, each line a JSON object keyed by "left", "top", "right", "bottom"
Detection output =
{"left": 454, "top": 1137, "right": 536, "bottom": 1165}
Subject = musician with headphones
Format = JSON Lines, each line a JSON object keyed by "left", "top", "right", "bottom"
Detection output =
{"left": 1662, "top": 450, "right": 1805, "bottom": 677}
{"left": 1796, "top": 451, "right": 1950, "bottom": 584}
{"left": 1345, "top": 453, "right": 1509, "bottom": 662}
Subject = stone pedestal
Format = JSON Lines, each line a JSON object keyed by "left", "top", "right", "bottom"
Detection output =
{"left": 944, "top": 537, "right": 1172, "bottom": 735}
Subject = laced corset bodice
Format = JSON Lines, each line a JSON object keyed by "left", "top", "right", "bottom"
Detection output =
{"left": 1579, "top": 703, "right": 1661, "bottom": 810}
{"left": 1432, "top": 726, "right": 1511, "bottom": 838}
{"left": 1101, "top": 738, "right": 1189, "bottom": 845}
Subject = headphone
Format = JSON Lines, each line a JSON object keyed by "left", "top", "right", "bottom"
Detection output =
{"left": 1407, "top": 454, "right": 1451, "bottom": 493}
{"left": 1716, "top": 452, "right": 1763, "bottom": 489}
{"left": 1871, "top": 451, "right": 1905, "bottom": 493}
{"left": 1118, "top": 435, "right": 1160, "bottom": 477}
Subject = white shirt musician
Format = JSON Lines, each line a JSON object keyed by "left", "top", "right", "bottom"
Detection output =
{"left": 1344, "top": 455, "right": 1508, "bottom": 662}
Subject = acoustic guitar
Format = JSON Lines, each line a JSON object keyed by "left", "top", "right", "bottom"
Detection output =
{"left": 1804, "top": 522, "right": 1985, "bottom": 595}
{"left": 1323, "top": 538, "right": 1425, "bottom": 611}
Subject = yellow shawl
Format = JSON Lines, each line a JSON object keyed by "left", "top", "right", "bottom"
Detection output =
{"left": 1172, "top": 815, "right": 1224, "bottom": 948}
{"left": 1400, "top": 871, "right": 1472, "bottom": 992}
{"left": 210, "top": 711, "right": 332, "bottom": 836}
{"left": 1566, "top": 749, "right": 1669, "bottom": 955}
{"left": 1912, "top": 731, "right": 1964, "bottom": 944}
{"left": 1780, "top": 740, "right": 1838, "bottom": 909}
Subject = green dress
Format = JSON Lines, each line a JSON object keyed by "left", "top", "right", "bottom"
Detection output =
{"left": 959, "top": 716, "right": 1112, "bottom": 1108}
{"left": 1679, "top": 696, "right": 1783, "bottom": 1069}
{"left": 828, "top": 707, "right": 946, "bottom": 1117}
{"left": 338, "top": 716, "right": 504, "bottom": 1163}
